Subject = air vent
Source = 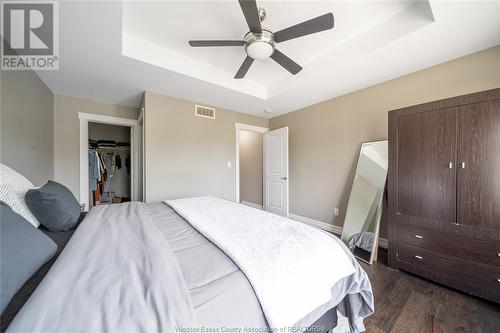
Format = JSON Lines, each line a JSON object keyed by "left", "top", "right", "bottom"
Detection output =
{"left": 195, "top": 105, "right": 215, "bottom": 119}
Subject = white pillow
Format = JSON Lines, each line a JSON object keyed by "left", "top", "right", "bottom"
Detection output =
{"left": 0, "top": 164, "right": 40, "bottom": 227}
{"left": 0, "top": 184, "right": 17, "bottom": 208}
{"left": 0, "top": 184, "right": 29, "bottom": 219}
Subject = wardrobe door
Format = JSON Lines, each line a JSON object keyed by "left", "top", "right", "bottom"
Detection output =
{"left": 457, "top": 100, "right": 500, "bottom": 236}
{"left": 397, "top": 108, "right": 456, "bottom": 224}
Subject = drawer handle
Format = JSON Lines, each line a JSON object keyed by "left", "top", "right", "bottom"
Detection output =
{"left": 414, "top": 255, "right": 423, "bottom": 260}
{"left": 415, "top": 235, "right": 423, "bottom": 239}
{"left": 497, "top": 278, "right": 500, "bottom": 283}
{"left": 497, "top": 253, "right": 500, "bottom": 257}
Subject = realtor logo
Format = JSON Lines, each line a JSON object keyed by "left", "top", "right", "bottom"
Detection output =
{"left": 1, "top": 1, "right": 58, "bottom": 70}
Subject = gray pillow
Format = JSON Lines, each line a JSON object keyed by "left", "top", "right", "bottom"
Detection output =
{"left": 0, "top": 202, "right": 57, "bottom": 313}
{"left": 25, "top": 181, "right": 80, "bottom": 232}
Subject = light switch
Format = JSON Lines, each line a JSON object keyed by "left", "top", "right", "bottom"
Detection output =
{"left": 227, "top": 161, "right": 232, "bottom": 168}
{"left": 334, "top": 208, "right": 340, "bottom": 216}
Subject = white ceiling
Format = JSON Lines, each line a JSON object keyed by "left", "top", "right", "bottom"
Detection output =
{"left": 33, "top": 1, "right": 500, "bottom": 118}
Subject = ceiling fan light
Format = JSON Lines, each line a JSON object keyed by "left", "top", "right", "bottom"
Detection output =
{"left": 246, "top": 41, "right": 274, "bottom": 60}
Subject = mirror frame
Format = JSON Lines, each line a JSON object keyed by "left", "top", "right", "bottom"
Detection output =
{"left": 342, "top": 139, "right": 388, "bottom": 265}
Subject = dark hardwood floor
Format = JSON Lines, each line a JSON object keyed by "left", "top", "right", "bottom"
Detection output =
{"left": 359, "top": 249, "right": 500, "bottom": 333}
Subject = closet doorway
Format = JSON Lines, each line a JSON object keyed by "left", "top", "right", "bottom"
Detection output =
{"left": 79, "top": 113, "right": 141, "bottom": 211}
{"left": 88, "top": 123, "right": 131, "bottom": 208}
{"left": 235, "top": 123, "right": 269, "bottom": 209}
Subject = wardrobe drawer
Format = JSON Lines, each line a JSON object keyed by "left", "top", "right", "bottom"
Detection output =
{"left": 397, "top": 223, "right": 500, "bottom": 267}
{"left": 397, "top": 242, "right": 500, "bottom": 289}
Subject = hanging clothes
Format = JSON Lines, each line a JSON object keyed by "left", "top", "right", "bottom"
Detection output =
{"left": 115, "top": 154, "right": 122, "bottom": 169}
{"left": 98, "top": 151, "right": 106, "bottom": 171}
{"left": 88, "top": 150, "right": 99, "bottom": 191}
{"left": 93, "top": 185, "right": 101, "bottom": 204}
{"left": 89, "top": 136, "right": 131, "bottom": 206}
{"left": 95, "top": 152, "right": 102, "bottom": 182}
{"left": 103, "top": 153, "right": 115, "bottom": 179}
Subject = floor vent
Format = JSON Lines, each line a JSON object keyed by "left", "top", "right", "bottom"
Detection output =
{"left": 195, "top": 105, "right": 215, "bottom": 119}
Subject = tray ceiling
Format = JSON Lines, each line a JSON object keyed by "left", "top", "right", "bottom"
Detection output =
{"left": 29, "top": 1, "right": 500, "bottom": 117}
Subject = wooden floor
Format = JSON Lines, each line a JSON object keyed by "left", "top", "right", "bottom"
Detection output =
{"left": 358, "top": 250, "right": 500, "bottom": 333}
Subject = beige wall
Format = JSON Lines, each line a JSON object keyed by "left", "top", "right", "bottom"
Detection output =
{"left": 1, "top": 69, "right": 54, "bottom": 186}
{"left": 239, "top": 130, "right": 263, "bottom": 206}
{"left": 53, "top": 95, "right": 138, "bottom": 199}
{"left": 270, "top": 45, "right": 500, "bottom": 238}
{"left": 144, "top": 92, "right": 268, "bottom": 203}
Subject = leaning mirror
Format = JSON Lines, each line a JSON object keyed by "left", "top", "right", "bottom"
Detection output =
{"left": 341, "top": 140, "right": 388, "bottom": 265}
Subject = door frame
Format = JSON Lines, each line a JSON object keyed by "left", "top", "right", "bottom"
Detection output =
{"left": 234, "top": 122, "right": 269, "bottom": 204}
{"left": 78, "top": 112, "right": 140, "bottom": 211}
{"left": 137, "top": 107, "right": 145, "bottom": 202}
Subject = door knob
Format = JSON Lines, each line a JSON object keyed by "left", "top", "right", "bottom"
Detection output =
{"left": 281, "top": 176, "right": 287, "bottom": 180}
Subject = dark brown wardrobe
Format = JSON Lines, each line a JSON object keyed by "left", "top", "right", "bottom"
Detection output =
{"left": 388, "top": 89, "right": 500, "bottom": 303}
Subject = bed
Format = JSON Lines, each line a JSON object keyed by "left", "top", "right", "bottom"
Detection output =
{"left": 0, "top": 214, "right": 86, "bottom": 332}
{"left": 5, "top": 198, "right": 374, "bottom": 333}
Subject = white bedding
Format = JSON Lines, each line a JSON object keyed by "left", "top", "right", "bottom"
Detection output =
{"left": 0, "top": 163, "right": 40, "bottom": 227}
{"left": 165, "top": 197, "right": 356, "bottom": 330}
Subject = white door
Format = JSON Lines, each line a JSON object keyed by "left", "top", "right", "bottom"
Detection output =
{"left": 263, "top": 127, "right": 289, "bottom": 217}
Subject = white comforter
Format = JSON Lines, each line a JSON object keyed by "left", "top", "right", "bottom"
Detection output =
{"left": 166, "top": 197, "right": 356, "bottom": 329}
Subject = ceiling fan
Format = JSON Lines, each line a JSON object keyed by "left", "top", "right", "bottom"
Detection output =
{"left": 188, "top": 0, "right": 334, "bottom": 79}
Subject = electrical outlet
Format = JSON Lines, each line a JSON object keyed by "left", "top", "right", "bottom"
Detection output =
{"left": 334, "top": 208, "right": 340, "bottom": 216}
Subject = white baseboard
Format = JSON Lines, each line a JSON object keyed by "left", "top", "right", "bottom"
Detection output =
{"left": 289, "top": 213, "right": 343, "bottom": 234}
{"left": 241, "top": 201, "right": 263, "bottom": 210}
{"left": 289, "top": 213, "right": 388, "bottom": 249}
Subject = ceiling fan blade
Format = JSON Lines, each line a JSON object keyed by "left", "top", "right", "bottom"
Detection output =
{"left": 270, "top": 49, "right": 302, "bottom": 75}
{"left": 234, "top": 56, "right": 254, "bottom": 79}
{"left": 274, "top": 13, "right": 334, "bottom": 43}
{"left": 189, "top": 40, "right": 245, "bottom": 47}
{"left": 238, "top": 0, "right": 262, "bottom": 33}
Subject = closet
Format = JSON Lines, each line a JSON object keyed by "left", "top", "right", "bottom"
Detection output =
{"left": 88, "top": 122, "right": 131, "bottom": 208}
{"left": 388, "top": 88, "right": 500, "bottom": 303}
